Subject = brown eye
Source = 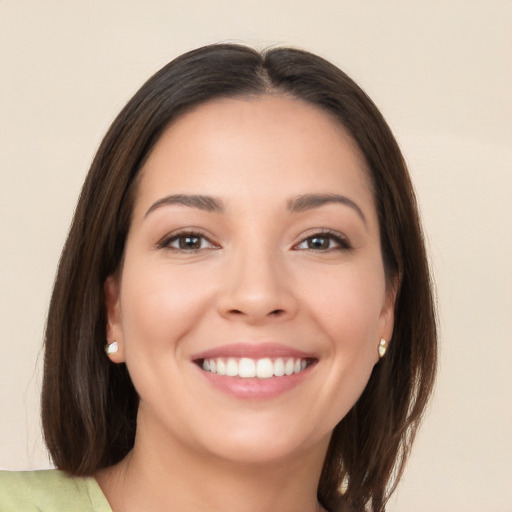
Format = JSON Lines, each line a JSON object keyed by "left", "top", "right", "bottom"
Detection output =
{"left": 178, "top": 235, "right": 202, "bottom": 250}
{"left": 160, "top": 232, "right": 218, "bottom": 252}
{"left": 307, "top": 236, "right": 331, "bottom": 250}
{"left": 295, "top": 231, "right": 351, "bottom": 251}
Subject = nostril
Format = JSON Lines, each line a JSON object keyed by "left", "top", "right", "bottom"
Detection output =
{"left": 227, "top": 308, "right": 285, "bottom": 317}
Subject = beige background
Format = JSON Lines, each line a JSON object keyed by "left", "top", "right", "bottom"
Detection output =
{"left": 1, "top": 1, "right": 511, "bottom": 511}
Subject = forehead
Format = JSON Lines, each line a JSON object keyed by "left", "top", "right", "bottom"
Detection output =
{"left": 135, "top": 95, "right": 374, "bottom": 214}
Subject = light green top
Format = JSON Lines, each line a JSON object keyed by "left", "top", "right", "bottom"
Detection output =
{"left": 0, "top": 469, "right": 112, "bottom": 511}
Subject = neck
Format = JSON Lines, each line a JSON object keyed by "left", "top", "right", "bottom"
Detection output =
{"left": 97, "top": 420, "right": 330, "bottom": 512}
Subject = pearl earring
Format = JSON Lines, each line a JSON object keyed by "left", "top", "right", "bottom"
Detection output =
{"left": 378, "top": 338, "right": 387, "bottom": 358}
{"left": 104, "top": 341, "right": 119, "bottom": 355}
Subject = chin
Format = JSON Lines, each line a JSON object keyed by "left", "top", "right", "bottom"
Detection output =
{"left": 187, "top": 412, "right": 333, "bottom": 468}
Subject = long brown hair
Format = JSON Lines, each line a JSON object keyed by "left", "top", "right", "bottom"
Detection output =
{"left": 42, "top": 43, "right": 437, "bottom": 512}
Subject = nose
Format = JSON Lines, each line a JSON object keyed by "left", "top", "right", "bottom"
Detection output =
{"left": 216, "top": 246, "right": 298, "bottom": 324}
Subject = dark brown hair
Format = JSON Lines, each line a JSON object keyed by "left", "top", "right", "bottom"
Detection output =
{"left": 42, "top": 43, "right": 437, "bottom": 512}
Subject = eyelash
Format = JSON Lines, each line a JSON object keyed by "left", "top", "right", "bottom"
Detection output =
{"left": 157, "top": 229, "right": 351, "bottom": 253}
{"left": 293, "top": 230, "right": 352, "bottom": 252}
{"left": 157, "top": 231, "right": 219, "bottom": 252}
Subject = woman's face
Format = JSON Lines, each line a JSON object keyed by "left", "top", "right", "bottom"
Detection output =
{"left": 106, "top": 95, "right": 395, "bottom": 465}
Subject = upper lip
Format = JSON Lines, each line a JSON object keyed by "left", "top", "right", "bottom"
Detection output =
{"left": 191, "top": 342, "right": 316, "bottom": 361}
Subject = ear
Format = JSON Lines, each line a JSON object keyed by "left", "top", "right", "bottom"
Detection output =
{"left": 378, "top": 275, "right": 398, "bottom": 346}
{"left": 104, "top": 275, "right": 125, "bottom": 363}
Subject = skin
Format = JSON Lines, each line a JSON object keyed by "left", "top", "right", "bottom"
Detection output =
{"left": 98, "top": 95, "right": 395, "bottom": 512}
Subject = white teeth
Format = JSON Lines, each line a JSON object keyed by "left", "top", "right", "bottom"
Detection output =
{"left": 239, "top": 358, "right": 256, "bottom": 378}
{"left": 256, "top": 358, "right": 273, "bottom": 379}
{"left": 216, "top": 359, "right": 226, "bottom": 375}
{"left": 273, "top": 358, "right": 285, "bottom": 377}
{"left": 226, "top": 358, "right": 238, "bottom": 376}
{"left": 201, "top": 356, "right": 310, "bottom": 378}
{"left": 284, "top": 358, "right": 294, "bottom": 375}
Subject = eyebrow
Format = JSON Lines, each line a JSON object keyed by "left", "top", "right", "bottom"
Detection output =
{"left": 144, "top": 192, "right": 366, "bottom": 224}
{"left": 287, "top": 193, "right": 366, "bottom": 224}
{"left": 145, "top": 194, "right": 224, "bottom": 217}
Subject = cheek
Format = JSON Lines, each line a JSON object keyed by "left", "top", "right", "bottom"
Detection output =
{"left": 118, "top": 261, "right": 216, "bottom": 359}
{"left": 299, "top": 263, "right": 386, "bottom": 397}
{"left": 117, "top": 262, "right": 216, "bottom": 422}
{"left": 306, "top": 275, "right": 384, "bottom": 427}
{"left": 307, "top": 267, "right": 385, "bottom": 339}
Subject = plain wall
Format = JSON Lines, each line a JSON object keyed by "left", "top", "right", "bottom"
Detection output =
{"left": 1, "top": 1, "right": 511, "bottom": 511}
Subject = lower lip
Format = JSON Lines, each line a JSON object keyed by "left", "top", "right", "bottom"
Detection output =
{"left": 197, "top": 365, "right": 314, "bottom": 399}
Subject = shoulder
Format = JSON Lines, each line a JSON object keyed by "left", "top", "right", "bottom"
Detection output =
{"left": 0, "top": 469, "right": 112, "bottom": 511}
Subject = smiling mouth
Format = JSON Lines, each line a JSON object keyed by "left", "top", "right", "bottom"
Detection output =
{"left": 196, "top": 357, "right": 316, "bottom": 379}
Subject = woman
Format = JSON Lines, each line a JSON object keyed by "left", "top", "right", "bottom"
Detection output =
{"left": 0, "top": 43, "right": 437, "bottom": 512}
